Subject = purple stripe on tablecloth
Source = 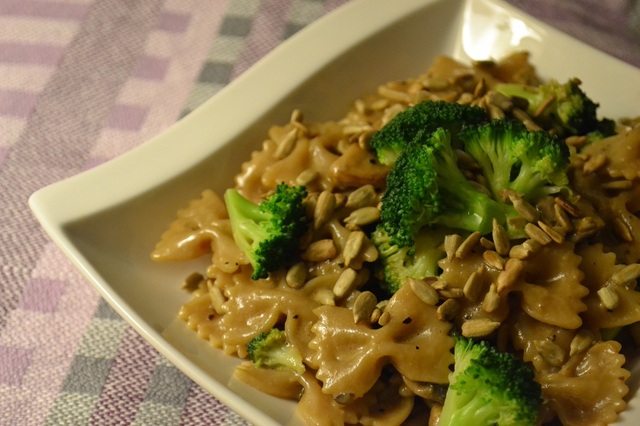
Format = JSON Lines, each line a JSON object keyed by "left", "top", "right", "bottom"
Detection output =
{"left": 131, "top": 55, "right": 170, "bottom": 80}
{"left": 17, "top": 278, "right": 67, "bottom": 313}
{"left": 0, "top": 345, "right": 34, "bottom": 386}
{"left": 88, "top": 328, "right": 157, "bottom": 425}
{"left": 105, "top": 104, "right": 149, "bottom": 131}
{"left": 0, "top": 89, "right": 39, "bottom": 118}
{"left": 0, "top": 42, "right": 65, "bottom": 66}
{"left": 157, "top": 11, "right": 191, "bottom": 33}
{"left": 0, "top": 0, "right": 90, "bottom": 21}
{"left": 231, "top": 0, "right": 293, "bottom": 79}
{"left": 0, "top": 0, "right": 165, "bottom": 330}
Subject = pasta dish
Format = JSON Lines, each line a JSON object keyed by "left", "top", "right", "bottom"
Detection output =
{"left": 151, "top": 52, "right": 640, "bottom": 425}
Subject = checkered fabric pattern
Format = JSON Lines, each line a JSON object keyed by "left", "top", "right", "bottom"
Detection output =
{"left": 0, "top": 1, "right": 347, "bottom": 424}
{"left": 0, "top": 1, "right": 638, "bottom": 425}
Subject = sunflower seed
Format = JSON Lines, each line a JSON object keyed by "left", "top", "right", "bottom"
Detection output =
{"left": 483, "top": 250, "right": 505, "bottom": 270}
{"left": 461, "top": 318, "right": 501, "bottom": 338}
{"left": 343, "top": 231, "right": 365, "bottom": 267}
{"left": 286, "top": 262, "right": 308, "bottom": 289}
{"left": 314, "top": 190, "right": 336, "bottom": 229}
{"left": 455, "top": 231, "right": 482, "bottom": 259}
{"left": 538, "top": 220, "right": 565, "bottom": 244}
{"left": 611, "top": 263, "right": 640, "bottom": 286}
{"left": 439, "top": 288, "right": 464, "bottom": 299}
{"left": 302, "top": 239, "right": 337, "bottom": 262}
{"left": 482, "top": 283, "right": 501, "bottom": 313}
{"left": 369, "top": 307, "right": 382, "bottom": 323}
{"left": 488, "top": 103, "right": 506, "bottom": 120}
{"left": 353, "top": 291, "right": 378, "bottom": 324}
{"left": 524, "top": 223, "right": 553, "bottom": 245}
{"left": 509, "top": 194, "right": 539, "bottom": 222}
{"left": 480, "top": 237, "right": 496, "bottom": 250}
{"left": 569, "top": 329, "right": 594, "bottom": 357}
{"left": 554, "top": 197, "right": 581, "bottom": 217}
{"left": 496, "top": 258, "right": 525, "bottom": 292}
{"left": 376, "top": 299, "right": 389, "bottom": 311}
{"left": 598, "top": 286, "right": 620, "bottom": 310}
{"left": 344, "top": 206, "right": 380, "bottom": 226}
{"left": 378, "top": 310, "right": 391, "bottom": 326}
{"left": 522, "top": 238, "right": 543, "bottom": 254}
{"left": 409, "top": 277, "right": 439, "bottom": 306}
{"left": 463, "top": 269, "right": 484, "bottom": 302}
{"left": 574, "top": 216, "right": 599, "bottom": 235}
{"left": 378, "top": 85, "right": 412, "bottom": 103}
{"left": 333, "top": 268, "right": 358, "bottom": 298}
{"left": 431, "top": 279, "right": 449, "bottom": 291}
{"left": 274, "top": 127, "right": 298, "bottom": 159}
{"left": 492, "top": 218, "right": 511, "bottom": 256}
{"left": 444, "top": 234, "right": 463, "bottom": 261}
{"left": 553, "top": 202, "right": 573, "bottom": 232}
{"left": 345, "top": 185, "right": 378, "bottom": 209}
{"left": 509, "top": 243, "right": 533, "bottom": 260}
{"left": 296, "top": 168, "right": 318, "bottom": 186}
{"left": 436, "top": 299, "right": 460, "bottom": 322}
{"left": 613, "top": 217, "right": 634, "bottom": 242}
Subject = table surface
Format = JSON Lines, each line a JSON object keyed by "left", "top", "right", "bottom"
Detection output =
{"left": 2, "top": 1, "right": 639, "bottom": 425}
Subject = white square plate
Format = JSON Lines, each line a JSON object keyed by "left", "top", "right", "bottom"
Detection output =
{"left": 29, "top": 0, "right": 640, "bottom": 424}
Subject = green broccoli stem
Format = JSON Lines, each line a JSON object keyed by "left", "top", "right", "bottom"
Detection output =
{"left": 225, "top": 189, "right": 269, "bottom": 223}
{"left": 435, "top": 184, "right": 504, "bottom": 235}
{"left": 442, "top": 391, "right": 506, "bottom": 426}
{"left": 224, "top": 184, "right": 308, "bottom": 280}
{"left": 224, "top": 190, "right": 269, "bottom": 251}
{"left": 431, "top": 137, "right": 508, "bottom": 235}
{"left": 509, "top": 161, "right": 548, "bottom": 198}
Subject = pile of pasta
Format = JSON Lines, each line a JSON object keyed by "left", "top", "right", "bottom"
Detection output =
{"left": 152, "top": 52, "right": 640, "bottom": 425}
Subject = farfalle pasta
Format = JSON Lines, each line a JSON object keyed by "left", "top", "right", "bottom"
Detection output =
{"left": 152, "top": 52, "right": 640, "bottom": 425}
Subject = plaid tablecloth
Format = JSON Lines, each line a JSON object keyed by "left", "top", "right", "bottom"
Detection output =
{"left": 1, "top": 1, "right": 639, "bottom": 425}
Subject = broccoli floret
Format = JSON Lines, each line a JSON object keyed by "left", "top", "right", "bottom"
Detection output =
{"left": 224, "top": 183, "right": 308, "bottom": 280}
{"left": 371, "top": 225, "right": 446, "bottom": 295}
{"left": 246, "top": 328, "right": 305, "bottom": 374}
{"left": 380, "top": 127, "right": 515, "bottom": 249}
{"left": 439, "top": 337, "right": 542, "bottom": 426}
{"left": 494, "top": 78, "right": 614, "bottom": 137}
{"left": 370, "top": 100, "right": 488, "bottom": 165}
{"left": 460, "top": 119, "right": 570, "bottom": 202}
